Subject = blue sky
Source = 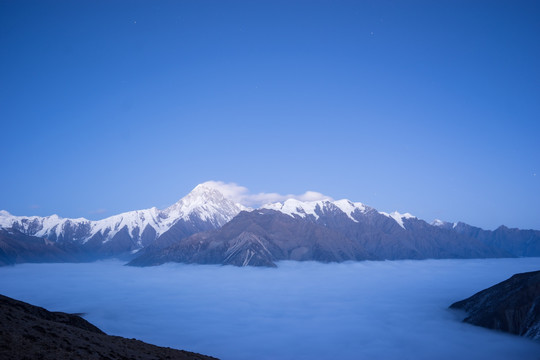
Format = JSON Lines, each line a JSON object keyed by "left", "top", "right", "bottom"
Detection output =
{"left": 1, "top": 0, "right": 539, "bottom": 229}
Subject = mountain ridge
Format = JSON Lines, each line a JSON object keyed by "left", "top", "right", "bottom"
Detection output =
{"left": 0, "top": 182, "right": 246, "bottom": 258}
{"left": 1, "top": 182, "right": 539, "bottom": 267}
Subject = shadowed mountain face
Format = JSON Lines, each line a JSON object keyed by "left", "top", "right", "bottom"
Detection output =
{"left": 0, "top": 229, "right": 83, "bottom": 266}
{"left": 128, "top": 208, "right": 508, "bottom": 267}
{"left": 451, "top": 222, "right": 540, "bottom": 257}
{"left": 450, "top": 270, "right": 540, "bottom": 341}
{"left": 296, "top": 204, "right": 509, "bottom": 261}
{"left": 129, "top": 210, "right": 370, "bottom": 267}
{"left": 0, "top": 294, "right": 218, "bottom": 360}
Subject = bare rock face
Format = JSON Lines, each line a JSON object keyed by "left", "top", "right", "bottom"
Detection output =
{"left": 450, "top": 270, "right": 540, "bottom": 341}
{"left": 0, "top": 294, "right": 218, "bottom": 360}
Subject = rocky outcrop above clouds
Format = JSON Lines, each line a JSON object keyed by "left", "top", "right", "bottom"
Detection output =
{"left": 450, "top": 270, "right": 540, "bottom": 341}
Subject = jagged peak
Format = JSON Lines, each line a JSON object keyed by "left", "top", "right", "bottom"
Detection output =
{"left": 188, "top": 182, "right": 226, "bottom": 198}
{"left": 158, "top": 182, "right": 247, "bottom": 229}
{"left": 165, "top": 183, "right": 246, "bottom": 214}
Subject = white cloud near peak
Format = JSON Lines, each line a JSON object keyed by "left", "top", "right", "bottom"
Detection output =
{"left": 199, "top": 181, "right": 333, "bottom": 207}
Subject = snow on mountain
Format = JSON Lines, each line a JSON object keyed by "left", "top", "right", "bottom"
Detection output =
{"left": 431, "top": 219, "right": 446, "bottom": 227}
{"left": 431, "top": 219, "right": 459, "bottom": 229}
{"left": 0, "top": 182, "right": 246, "bottom": 247}
{"left": 89, "top": 208, "right": 165, "bottom": 244}
{"left": 262, "top": 199, "right": 322, "bottom": 219}
{"left": 263, "top": 197, "right": 419, "bottom": 229}
{"left": 262, "top": 198, "right": 368, "bottom": 222}
{"left": 162, "top": 183, "right": 249, "bottom": 227}
{"left": 333, "top": 199, "right": 367, "bottom": 222}
{"left": 0, "top": 181, "right": 444, "bottom": 248}
{"left": 0, "top": 211, "right": 89, "bottom": 239}
{"left": 379, "top": 211, "right": 416, "bottom": 229}
{"left": 5, "top": 182, "right": 539, "bottom": 267}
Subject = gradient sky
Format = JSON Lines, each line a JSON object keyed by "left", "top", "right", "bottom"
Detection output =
{"left": 1, "top": 0, "right": 539, "bottom": 230}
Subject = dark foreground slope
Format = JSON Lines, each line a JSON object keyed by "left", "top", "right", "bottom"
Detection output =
{"left": 450, "top": 270, "right": 540, "bottom": 341}
{"left": 0, "top": 294, "right": 218, "bottom": 360}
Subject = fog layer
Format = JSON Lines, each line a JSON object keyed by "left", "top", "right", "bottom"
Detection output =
{"left": 1, "top": 258, "right": 539, "bottom": 360}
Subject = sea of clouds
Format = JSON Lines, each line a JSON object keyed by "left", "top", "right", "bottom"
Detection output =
{"left": 1, "top": 258, "right": 539, "bottom": 360}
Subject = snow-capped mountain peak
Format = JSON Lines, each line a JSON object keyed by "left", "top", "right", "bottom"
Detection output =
{"left": 0, "top": 182, "right": 247, "bottom": 247}
{"left": 162, "top": 183, "right": 248, "bottom": 227}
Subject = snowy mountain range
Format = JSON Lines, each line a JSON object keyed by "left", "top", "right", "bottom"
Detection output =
{"left": 0, "top": 183, "right": 246, "bottom": 260}
{"left": 1, "top": 182, "right": 539, "bottom": 266}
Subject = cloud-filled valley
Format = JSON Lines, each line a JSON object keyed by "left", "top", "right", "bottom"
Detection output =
{"left": 2, "top": 2, "right": 539, "bottom": 359}
{"left": 1, "top": 258, "right": 539, "bottom": 360}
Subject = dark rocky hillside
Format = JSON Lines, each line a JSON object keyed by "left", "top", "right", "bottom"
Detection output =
{"left": 450, "top": 270, "right": 540, "bottom": 341}
{"left": 0, "top": 294, "right": 218, "bottom": 360}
